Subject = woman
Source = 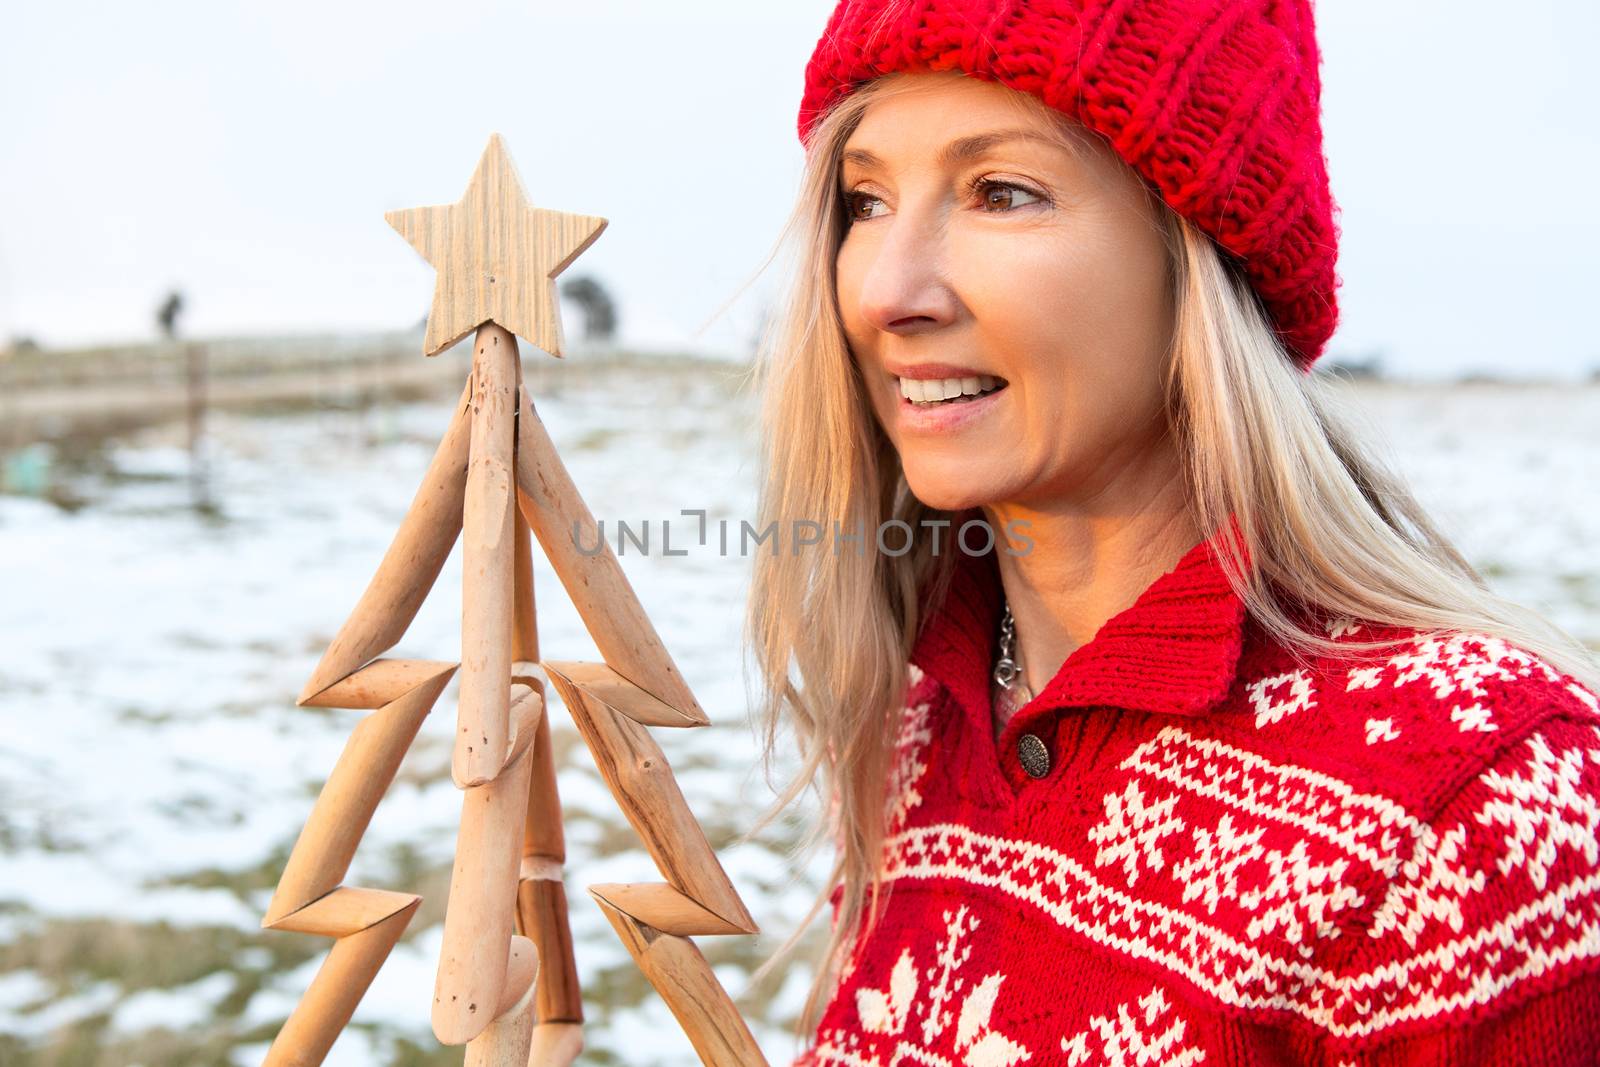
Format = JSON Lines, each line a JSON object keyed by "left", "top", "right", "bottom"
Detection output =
{"left": 744, "top": 1, "right": 1600, "bottom": 1064}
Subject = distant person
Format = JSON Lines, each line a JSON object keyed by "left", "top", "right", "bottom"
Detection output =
{"left": 744, "top": 2, "right": 1600, "bottom": 1064}
{"left": 157, "top": 289, "right": 184, "bottom": 339}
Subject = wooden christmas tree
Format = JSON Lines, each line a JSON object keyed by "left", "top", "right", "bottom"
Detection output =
{"left": 258, "top": 134, "right": 768, "bottom": 1067}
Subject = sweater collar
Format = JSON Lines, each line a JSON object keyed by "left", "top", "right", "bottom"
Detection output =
{"left": 909, "top": 518, "right": 1249, "bottom": 725}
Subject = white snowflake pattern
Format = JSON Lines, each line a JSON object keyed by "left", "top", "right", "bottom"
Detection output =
{"left": 1390, "top": 634, "right": 1557, "bottom": 700}
{"left": 1170, "top": 812, "right": 1265, "bottom": 913}
{"left": 1247, "top": 668, "right": 1317, "bottom": 729}
{"left": 1060, "top": 985, "right": 1206, "bottom": 1066}
{"left": 885, "top": 667, "right": 936, "bottom": 833}
{"left": 1366, "top": 817, "right": 1481, "bottom": 951}
{"left": 856, "top": 949, "right": 916, "bottom": 1036}
{"left": 1365, "top": 726, "right": 1600, "bottom": 954}
{"left": 917, "top": 904, "right": 976, "bottom": 1046}
{"left": 1364, "top": 717, "right": 1401, "bottom": 745}
{"left": 1239, "top": 838, "right": 1364, "bottom": 948}
{"left": 1345, "top": 665, "right": 1384, "bottom": 692}
{"left": 1344, "top": 632, "right": 1561, "bottom": 734}
{"left": 1476, "top": 729, "right": 1600, "bottom": 890}
{"left": 1450, "top": 703, "right": 1497, "bottom": 733}
{"left": 1088, "top": 780, "right": 1186, "bottom": 886}
{"left": 817, "top": 905, "right": 1033, "bottom": 1067}
{"left": 1096, "top": 779, "right": 1361, "bottom": 953}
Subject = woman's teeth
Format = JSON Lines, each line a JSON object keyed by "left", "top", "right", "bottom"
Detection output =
{"left": 898, "top": 374, "right": 1003, "bottom": 405}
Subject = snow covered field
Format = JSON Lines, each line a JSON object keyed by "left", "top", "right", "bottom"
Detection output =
{"left": 0, "top": 367, "right": 1595, "bottom": 1065}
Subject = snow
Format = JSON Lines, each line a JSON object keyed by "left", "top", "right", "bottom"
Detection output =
{"left": 0, "top": 371, "right": 1594, "bottom": 1063}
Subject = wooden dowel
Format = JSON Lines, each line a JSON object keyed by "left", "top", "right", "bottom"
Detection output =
{"left": 299, "top": 378, "right": 471, "bottom": 705}
{"left": 521, "top": 688, "right": 566, "bottom": 861}
{"left": 304, "top": 658, "right": 457, "bottom": 710}
{"left": 510, "top": 502, "right": 583, "bottom": 1025}
{"left": 544, "top": 663, "right": 756, "bottom": 935}
{"left": 265, "top": 671, "right": 453, "bottom": 926}
{"left": 512, "top": 385, "right": 705, "bottom": 724}
{"left": 590, "top": 891, "right": 769, "bottom": 1067}
{"left": 262, "top": 894, "right": 420, "bottom": 1067}
{"left": 512, "top": 503, "right": 540, "bottom": 664}
{"left": 433, "top": 689, "right": 542, "bottom": 1045}
{"left": 456, "top": 323, "right": 519, "bottom": 788}
{"left": 512, "top": 509, "right": 565, "bottom": 859}
{"left": 515, "top": 858, "right": 583, "bottom": 1023}
{"left": 588, "top": 882, "right": 751, "bottom": 937}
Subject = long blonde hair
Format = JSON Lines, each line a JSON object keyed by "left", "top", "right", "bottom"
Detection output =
{"left": 737, "top": 73, "right": 1599, "bottom": 1037}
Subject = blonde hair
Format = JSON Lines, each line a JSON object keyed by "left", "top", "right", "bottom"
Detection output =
{"left": 736, "top": 73, "right": 1600, "bottom": 1039}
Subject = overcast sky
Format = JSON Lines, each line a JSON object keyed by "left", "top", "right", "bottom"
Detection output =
{"left": 3, "top": 0, "right": 1596, "bottom": 379}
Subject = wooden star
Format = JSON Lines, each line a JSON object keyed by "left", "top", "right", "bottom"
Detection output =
{"left": 386, "top": 133, "right": 608, "bottom": 357}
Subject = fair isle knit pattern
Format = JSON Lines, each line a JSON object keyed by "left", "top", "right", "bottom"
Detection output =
{"left": 797, "top": 0, "right": 1342, "bottom": 369}
{"left": 792, "top": 532, "right": 1600, "bottom": 1065}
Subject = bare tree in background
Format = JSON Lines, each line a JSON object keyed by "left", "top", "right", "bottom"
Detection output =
{"left": 559, "top": 274, "right": 617, "bottom": 342}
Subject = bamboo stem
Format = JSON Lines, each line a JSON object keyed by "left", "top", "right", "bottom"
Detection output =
{"left": 512, "top": 485, "right": 540, "bottom": 664}
{"left": 518, "top": 664, "right": 565, "bottom": 862}
{"left": 515, "top": 858, "right": 583, "bottom": 1023}
{"left": 262, "top": 893, "right": 420, "bottom": 1067}
{"left": 456, "top": 323, "right": 519, "bottom": 788}
{"left": 433, "top": 687, "right": 543, "bottom": 1045}
{"left": 511, "top": 384, "right": 583, "bottom": 1028}
{"left": 265, "top": 668, "right": 455, "bottom": 926}
{"left": 299, "top": 379, "right": 471, "bottom": 705}
{"left": 544, "top": 663, "right": 756, "bottom": 935}
{"left": 590, "top": 892, "right": 769, "bottom": 1067}
{"left": 512, "top": 385, "right": 705, "bottom": 724}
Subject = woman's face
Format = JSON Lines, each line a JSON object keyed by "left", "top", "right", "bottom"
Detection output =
{"left": 836, "top": 72, "right": 1177, "bottom": 514}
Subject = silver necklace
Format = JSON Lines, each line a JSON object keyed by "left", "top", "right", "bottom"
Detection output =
{"left": 993, "top": 602, "right": 1034, "bottom": 718}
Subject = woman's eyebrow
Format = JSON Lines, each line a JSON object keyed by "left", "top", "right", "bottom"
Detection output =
{"left": 842, "top": 127, "right": 1068, "bottom": 171}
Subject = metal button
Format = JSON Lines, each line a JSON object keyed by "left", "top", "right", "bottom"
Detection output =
{"left": 1017, "top": 732, "right": 1051, "bottom": 778}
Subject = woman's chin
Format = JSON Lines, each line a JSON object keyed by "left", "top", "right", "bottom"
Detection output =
{"left": 902, "top": 468, "right": 1008, "bottom": 515}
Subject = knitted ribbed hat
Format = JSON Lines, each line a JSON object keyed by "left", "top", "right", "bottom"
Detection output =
{"left": 798, "top": 0, "right": 1341, "bottom": 369}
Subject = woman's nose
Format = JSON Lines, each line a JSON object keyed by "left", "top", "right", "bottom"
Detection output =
{"left": 854, "top": 207, "right": 959, "bottom": 336}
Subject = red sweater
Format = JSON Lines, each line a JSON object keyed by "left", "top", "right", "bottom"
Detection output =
{"left": 793, "top": 532, "right": 1600, "bottom": 1065}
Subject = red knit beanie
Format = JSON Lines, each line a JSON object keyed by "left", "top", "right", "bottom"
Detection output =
{"left": 798, "top": 0, "right": 1342, "bottom": 369}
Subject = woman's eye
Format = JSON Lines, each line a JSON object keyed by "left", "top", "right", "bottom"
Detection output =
{"left": 973, "top": 179, "right": 1043, "bottom": 212}
{"left": 843, "top": 191, "right": 884, "bottom": 223}
{"left": 841, "top": 180, "right": 1045, "bottom": 224}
